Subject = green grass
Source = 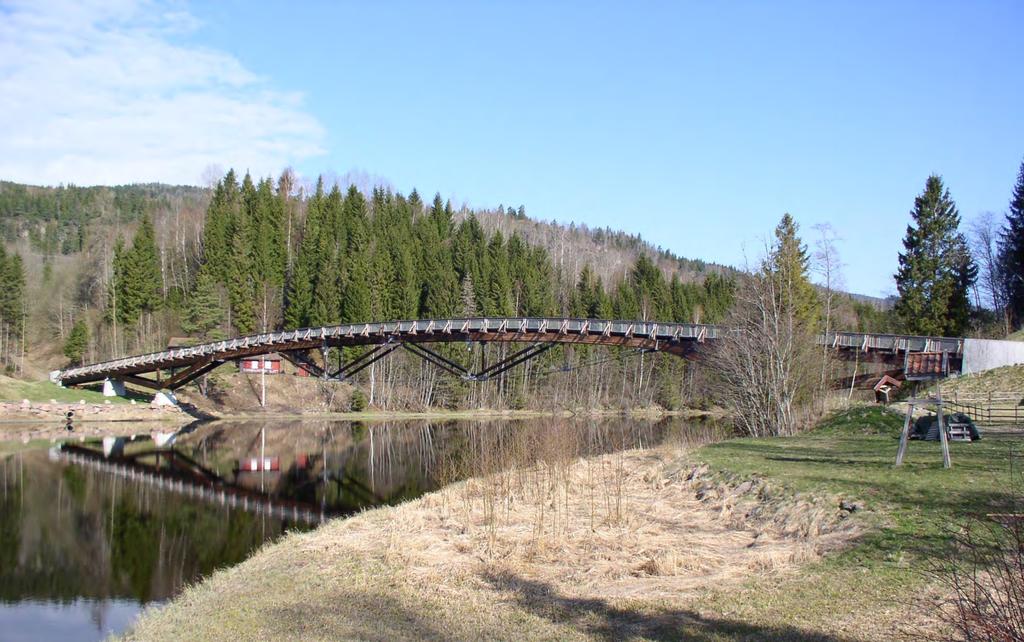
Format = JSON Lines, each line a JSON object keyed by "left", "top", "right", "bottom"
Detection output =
{"left": 695, "top": 405, "right": 1024, "bottom": 636}
{"left": 1009, "top": 329, "right": 1024, "bottom": 342}
{"left": 0, "top": 376, "right": 138, "bottom": 404}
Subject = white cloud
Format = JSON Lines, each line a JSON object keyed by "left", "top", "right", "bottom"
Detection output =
{"left": 0, "top": 0, "right": 325, "bottom": 186}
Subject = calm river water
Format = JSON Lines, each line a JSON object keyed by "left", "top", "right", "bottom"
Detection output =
{"left": 0, "top": 416, "right": 719, "bottom": 640}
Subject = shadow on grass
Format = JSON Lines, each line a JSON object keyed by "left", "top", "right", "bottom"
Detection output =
{"left": 483, "top": 570, "right": 855, "bottom": 642}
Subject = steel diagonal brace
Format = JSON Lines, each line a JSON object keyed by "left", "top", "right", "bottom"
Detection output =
{"left": 165, "top": 358, "right": 224, "bottom": 389}
{"left": 475, "top": 342, "right": 556, "bottom": 380}
{"left": 402, "top": 342, "right": 473, "bottom": 379}
{"left": 330, "top": 343, "right": 401, "bottom": 380}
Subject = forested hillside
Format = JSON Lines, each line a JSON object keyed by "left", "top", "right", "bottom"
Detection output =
{"left": 0, "top": 171, "right": 879, "bottom": 410}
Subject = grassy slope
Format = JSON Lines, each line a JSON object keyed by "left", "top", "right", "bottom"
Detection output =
{"left": 940, "top": 364, "right": 1024, "bottom": 398}
{"left": 696, "top": 406, "right": 1021, "bottom": 638}
{"left": 0, "top": 376, "right": 133, "bottom": 404}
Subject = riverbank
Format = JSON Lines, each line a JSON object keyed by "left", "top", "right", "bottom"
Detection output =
{"left": 200, "top": 406, "right": 725, "bottom": 422}
{"left": 124, "top": 411, "right": 895, "bottom": 641}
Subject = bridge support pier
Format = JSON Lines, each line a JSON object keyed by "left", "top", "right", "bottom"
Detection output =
{"left": 153, "top": 391, "right": 179, "bottom": 407}
{"left": 103, "top": 378, "right": 127, "bottom": 398}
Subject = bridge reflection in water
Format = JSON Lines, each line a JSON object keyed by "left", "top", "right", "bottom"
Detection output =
{"left": 1, "top": 415, "right": 717, "bottom": 634}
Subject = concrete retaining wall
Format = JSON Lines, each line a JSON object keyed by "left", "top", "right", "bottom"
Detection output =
{"left": 962, "top": 338, "right": 1024, "bottom": 374}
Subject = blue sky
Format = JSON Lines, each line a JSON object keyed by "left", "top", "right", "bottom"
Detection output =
{"left": 1, "top": 1, "right": 1022, "bottom": 296}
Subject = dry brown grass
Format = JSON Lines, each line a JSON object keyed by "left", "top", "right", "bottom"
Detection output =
{"left": 125, "top": 431, "right": 863, "bottom": 642}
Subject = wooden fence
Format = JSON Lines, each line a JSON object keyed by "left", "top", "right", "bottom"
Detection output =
{"left": 947, "top": 392, "right": 1024, "bottom": 427}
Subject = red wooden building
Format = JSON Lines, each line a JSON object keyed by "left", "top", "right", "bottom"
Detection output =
{"left": 238, "top": 354, "right": 282, "bottom": 374}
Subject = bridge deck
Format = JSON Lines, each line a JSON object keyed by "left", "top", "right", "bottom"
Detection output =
{"left": 55, "top": 318, "right": 967, "bottom": 389}
{"left": 56, "top": 318, "right": 721, "bottom": 387}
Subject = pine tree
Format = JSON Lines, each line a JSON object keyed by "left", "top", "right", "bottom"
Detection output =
{"left": 417, "top": 215, "right": 457, "bottom": 317}
{"left": 629, "top": 255, "right": 669, "bottom": 320}
{"left": 486, "top": 231, "right": 514, "bottom": 316}
{"left": 765, "top": 214, "right": 817, "bottom": 325}
{"left": 894, "top": 176, "right": 977, "bottom": 336}
{"left": 63, "top": 319, "right": 89, "bottom": 365}
{"left": 251, "top": 177, "right": 286, "bottom": 330}
{"left": 130, "top": 214, "right": 163, "bottom": 311}
{"left": 226, "top": 204, "right": 256, "bottom": 334}
{"left": 284, "top": 177, "right": 324, "bottom": 328}
{"left": 182, "top": 267, "right": 224, "bottom": 339}
{"left": 0, "top": 248, "right": 25, "bottom": 366}
{"left": 700, "top": 273, "right": 735, "bottom": 323}
{"left": 201, "top": 170, "right": 240, "bottom": 284}
{"left": 459, "top": 274, "right": 479, "bottom": 316}
{"left": 108, "top": 216, "right": 163, "bottom": 327}
{"left": 669, "top": 274, "right": 697, "bottom": 322}
{"left": 342, "top": 228, "right": 372, "bottom": 322}
{"left": 999, "top": 159, "right": 1024, "bottom": 329}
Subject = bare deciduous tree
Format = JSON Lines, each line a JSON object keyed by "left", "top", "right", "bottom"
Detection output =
{"left": 970, "top": 211, "right": 1009, "bottom": 334}
{"left": 813, "top": 224, "right": 844, "bottom": 409}
{"left": 712, "top": 245, "right": 824, "bottom": 437}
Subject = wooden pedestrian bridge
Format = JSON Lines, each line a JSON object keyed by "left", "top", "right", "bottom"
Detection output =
{"left": 52, "top": 317, "right": 974, "bottom": 393}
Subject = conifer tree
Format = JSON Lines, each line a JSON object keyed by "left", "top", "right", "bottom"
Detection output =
{"left": 284, "top": 177, "right": 324, "bottom": 328}
{"left": 182, "top": 267, "right": 224, "bottom": 339}
{"left": 342, "top": 226, "right": 372, "bottom": 322}
{"left": 389, "top": 243, "right": 419, "bottom": 319}
{"left": 63, "top": 319, "right": 89, "bottom": 365}
{"left": 417, "top": 215, "right": 457, "bottom": 317}
{"left": 669, "top": 274, "right": 697, "bottom": 322}
{"left": 894, "top": 176, "right": 977, "bottom": 335}
{"left": 765, "top": 214, "right": 817, "bottom": 325}
{"left": 201, "top": 170, "right": 239, "bottom": 284}
{"left": 459, "top": 275, "right": 479, "bottom": 316}
{"left": 486, "top": 231, "right": 514, "bottom": 316}
{"left": 109, "top": 216, "right": 163, "bottom": 326}
{"left": 251, "top": 177, "right": 285, "bottom": 329}
{"left": 310, "top": 246, "right": 341, "bottom": 327}
{"left": 630, "top": 255, "right": 669, "bottom": 320}
{"left": 226, "top": 204, "right": 256, "bottom": 334}
{"left": 999, "top": 159, "right": 1024, "bottom": 328}
{"left": 0, "top": 248, "right": 25, "bottom": 366}
{"left": 700, "top": 273, "right": 736, "bottom": 323}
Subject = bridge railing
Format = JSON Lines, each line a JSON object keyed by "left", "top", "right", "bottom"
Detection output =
{"left": 56, "top": 318, "right": 968, "bottom": 386}
{"left": 820, "top": 331, "right": 963, "bottom": 355}
{"left": 57, "top": 317, "right": 724, "bottom": 383}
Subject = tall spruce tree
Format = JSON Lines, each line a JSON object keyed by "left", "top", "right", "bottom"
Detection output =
{"left": 630, "top": 255, "right": 669, "bottom": 320}
{"left": 284, "top": 177, "right": 324, "bottom": 328}
{"left": 201, "top": 171, "right": 239, "bottom": 284}
{"left": 182, "top": 266, "right": 224, "bottom": 339}
{"left": 63, "top": 319, "right": 89, "bottom": 365}
{"left": 894, "top": 175, "right": 977, "bottom": 336}
{"left": 999, "top": 159, "right": 1024, "bottom": 329}
{"left": 226, "top": 199, "right": 256, "bottom": 334}
{"left": 0, "top": 247, "right": 25, "bottom": 366}
{"left": 109, "top": 216, "right": 162, "bottom": 326}
{"left": 765, "top": 214, "right": 818, "bottom": 325}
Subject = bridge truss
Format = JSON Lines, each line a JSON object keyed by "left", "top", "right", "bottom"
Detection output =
{"left": 54, "top": 317, "right": 966, "bottom": 392}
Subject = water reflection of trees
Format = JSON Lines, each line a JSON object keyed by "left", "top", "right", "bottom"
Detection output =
{"left": 0, "top": 450, "right": 283, "bottom": 604}
{"left": 172, "top": 416, "right": 712, "bottom": 514}
{"left": 0, "top": 416, "right": 722, "bottom": 607}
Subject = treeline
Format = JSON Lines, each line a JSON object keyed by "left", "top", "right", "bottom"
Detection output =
{"left": 0, "top": 244, "right": 26, "bottom": 372}
{"left": 78, "top": 169, "right": 737, "bottom": 410}
{"left": 175, "top": 170, "right": 737, "bottom": 341}
{"left": 0, "top": 180, "right": 205, "bottom": 255}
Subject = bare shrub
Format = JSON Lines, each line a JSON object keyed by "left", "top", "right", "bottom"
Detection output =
{"left": 712, "top": 270, "right": 824, "bottom": 437}
{"left": 928, "top": 518, "right": 1024, "bottom": 641}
